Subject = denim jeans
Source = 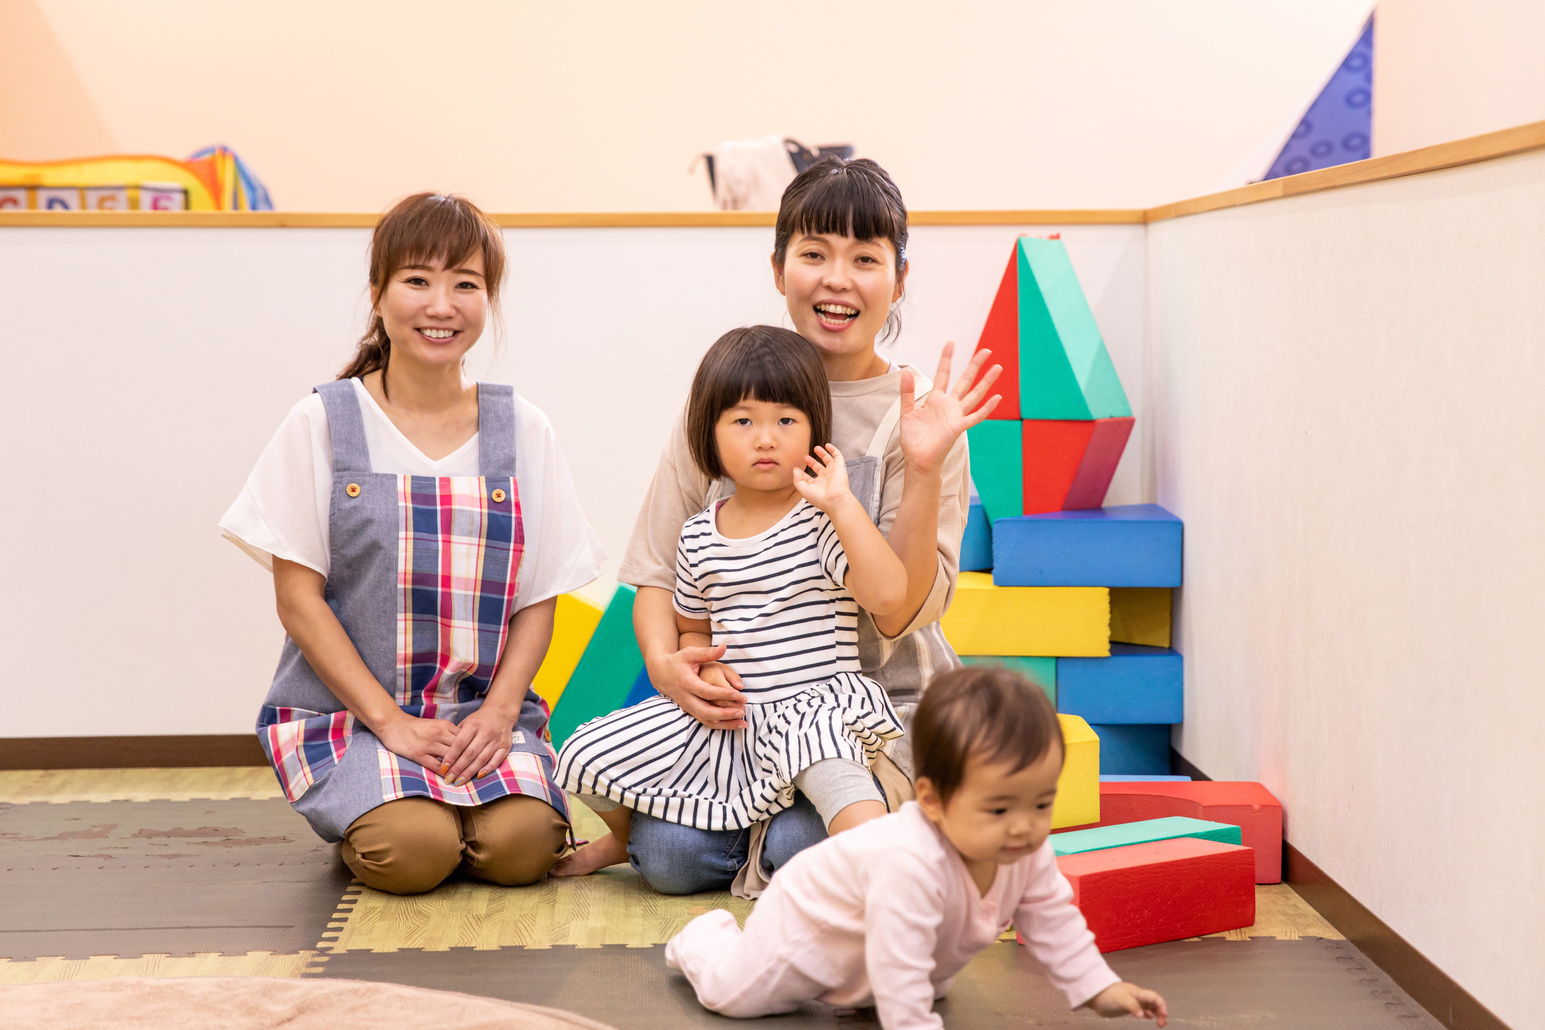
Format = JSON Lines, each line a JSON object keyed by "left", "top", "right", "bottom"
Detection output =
{"left": 627, "top": 791, "right": 829, "bottom": 895}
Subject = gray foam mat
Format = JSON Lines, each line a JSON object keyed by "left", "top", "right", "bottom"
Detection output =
{"left": 0, "top": 798, "right": 351, "bottom": 959}
{"left": 315, "top": 937, "right": 1442, "bottom": 1028}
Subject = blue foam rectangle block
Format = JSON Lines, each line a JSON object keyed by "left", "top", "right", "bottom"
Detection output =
{"left": 991, "top": 504, "right": 1182, "bottom": 587}
{"left": 1090, "top": 723, "right": 1172, "bottom": 775}
{"left": 1056, "top": 644, "right": 1182, "bottom": 724}
{"left": 1100, "top": 774, "right": 1193, "bottom": 782}
{"left": 961, "top": 498, "right": 993, "bottom": 571}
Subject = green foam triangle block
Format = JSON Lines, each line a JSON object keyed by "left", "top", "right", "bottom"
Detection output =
{"left": 548, "top": 584, "right": 642, "bottom": 748}
{"left": 1050, "top": 816, "right": 1242, "bottom": 857}
{"left": 1016, "top": 237, "right": 1132, "bottom": 420}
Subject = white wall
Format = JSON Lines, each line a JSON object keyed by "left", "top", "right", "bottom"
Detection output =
{"left": 0, "top": 220, "right": 1145, "bottom": 740}
{"left": 1374, "top": 0, "right": 1545, "bottom": 156}
{"left": 4, "top": 0, "right": 1373, "bottom": 211}
{"left": 1146, "top": 150, "right": 1545, "bottom": 1028}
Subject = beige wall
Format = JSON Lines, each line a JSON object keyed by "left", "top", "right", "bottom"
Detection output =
{"left": 3, "top": 0, "right": 1373, "bottom": 211}
{"left": 1146, "top": 149, "right": 1545, "bottom": 1029}
{"left": 1375, "top": 0, "right": 1545, "bottom": 155}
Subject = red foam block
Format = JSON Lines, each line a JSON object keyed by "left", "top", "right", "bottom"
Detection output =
{"left": 972, "top": 246, "right": 1021, "bottom": 420}
{"left": 1021, "top": 417, "right": 1134, "bottom": 514}
{"left": 1057, "top": 837, "right": 1256, "bottom": 952}
{"left": 1090, "top": 781, "right": 1283, "bottom": 883}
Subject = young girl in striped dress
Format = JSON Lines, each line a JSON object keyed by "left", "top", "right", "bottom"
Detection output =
{"left": 553, "top": 325, "right": 909, "bottom": 884}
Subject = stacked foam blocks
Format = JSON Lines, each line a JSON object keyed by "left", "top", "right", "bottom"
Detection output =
{"left": 959, "top": 237, "right": 1282, "bottom": 952}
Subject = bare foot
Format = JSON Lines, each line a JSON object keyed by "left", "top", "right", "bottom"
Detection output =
{"left": 550, "top": 831, "right": 629, "bottom": 877}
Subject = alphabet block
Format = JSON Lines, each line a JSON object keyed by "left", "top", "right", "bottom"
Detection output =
{"left": 0, "top": 188, "right": 26, "bottom": 209}
{"left": 548, "top": 585, "right": 643, "bottom": 747}
{"left": 959, "top": 655, "right": 1055, "bottom": 704}
{"left": 960, "top": 485, "right": 993, "bottom": 571}
{"left": 84, "top": 186, "right": 129, "bottom": 211}
{"left": 1088, "top": 723, "right": 1170, "bottom": 775}
{"left": 940, "top": 573, "right": 1108, "bottom": 657}
{"left": 138, "top": 183, "right": 187, "bottom": 211}
{"left": 531, "top": 592, "right": 605, "bottom": 708}
{"left": 1055, "top": 837, "right": 1256, "bottom": 951}
{"left": 1056, "top": 645, "right": 1182, "bottom": 724}
{"left": 1053, "top": 714, "right": 1099, "bottom": 829}
{"left": 1109, "top": 587, "right": 1171, "bottom": 647}
{"left": 1051, "top": 815, "right": 1241, "bottom": 857}
{"left": 1093, "top": 781, "right": 1283, "bottom": 883}
{"left": 36, "top": 187, "right": 81, "bottom": 210}
{"left": 964, "top": 421, "right": 1021, "bottom": 522}
{"left": 1022, "top": 417, "right": 1134, "bottom": 514}
{"left": 992, "top": 504, "right": 1181, "bottom": 587}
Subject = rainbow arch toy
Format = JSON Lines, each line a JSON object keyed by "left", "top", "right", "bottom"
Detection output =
{"left": 0, "top": 146, "right": 271, "bottom": 212}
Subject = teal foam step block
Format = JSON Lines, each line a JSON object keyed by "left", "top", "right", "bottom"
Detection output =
{"left": 992, "top": 504, "right": 1182, "bottom": 587}
{"left": 1056, "top": 645, "right": 1182, "bottom": 724}
{"left": 1016, "top": 237, "right": 1132, "bottom": 421}
{"left": 1092, "top": 723, "right": 1171, "bottom": 775}
{"left": 960, "top": 655, "right": 1055, "bottom": 704}
{"left": 961, "top": 486, "right": 993, "bottom": 571}
{"left": 1051, "top": 815, "right": 1243, "bottom": 857}
{"left": 965, "top": 421, "right": 1021, "bottom": 522}
{"left": 1101, "top": 774, "right": 1192, "bottom": 782}
{"left": 548, "top": 584, "right": 642, "bottom": 747}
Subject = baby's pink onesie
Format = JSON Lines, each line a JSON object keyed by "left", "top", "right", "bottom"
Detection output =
{"left": 666, "top": 801, "right": 1119, "bottom": 1029}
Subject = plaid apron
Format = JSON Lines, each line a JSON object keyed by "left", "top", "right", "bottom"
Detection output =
{"left": 256, "top": 380, "right": 568, "bottom": 842}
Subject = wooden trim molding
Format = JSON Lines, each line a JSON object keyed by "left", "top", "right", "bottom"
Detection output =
{"left": 0, "top": 734, "right": 266, "bottom": 770}
{"left": 1170, "top": 748, "right": 1512, "bottom": 1030}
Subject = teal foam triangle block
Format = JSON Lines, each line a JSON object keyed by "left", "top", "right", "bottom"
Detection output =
{"left": 965, "top": 420, "right": 1022, "bottom": 522}
{"left": 1016, "top": 238, "right": 1131, "bottom": 420}
{"left": 549, "top": 584, "right": 642, "bottom": 748}
{"left": 1050, "top": 816, "right": 1242, "bottom": 856}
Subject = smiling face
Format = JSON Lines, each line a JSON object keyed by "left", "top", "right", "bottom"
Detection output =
{"left": 773, "top": 232, "right": 906, "bottom": 377}
{"left": 917, "top": 743, "right": 1063, "bottom": 875}
{"left": 713, "top": 397, "right": 814, "bottom": 495}
{"left": 374, "top": 252, "right": 488, "bottom": 372}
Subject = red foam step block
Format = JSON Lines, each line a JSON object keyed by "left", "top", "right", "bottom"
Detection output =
{"left": 1021, "top": 417, "right": 1135, "bottom": 514}
{"left": 973, "top": 248, "right": 1021, "bottom": 419}
{"left": 1055, "top": 837, "right": 1256, "bottom": 952}
{"left": 1087, "top": 781, "right": 1283, "bottom": 884}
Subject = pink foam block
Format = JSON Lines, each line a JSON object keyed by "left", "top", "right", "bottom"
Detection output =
{"left": 1056, "top": 837, "right": 1256, "bottom": 952}
{"left": 1085, "top": 781, "right": 1283, "bottom": 883}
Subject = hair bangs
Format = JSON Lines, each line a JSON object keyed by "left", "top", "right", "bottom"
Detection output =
{"left": 783, "top": 166, "right": 907, "bottom": 261}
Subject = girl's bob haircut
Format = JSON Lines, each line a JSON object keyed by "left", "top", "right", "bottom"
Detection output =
{"left": 686, "top": 325, "right": 833, "bottom": 482}
{"left": 911, "top": 665, "right": 1065, "bottom": 806}
{"left": 338, "top": 192, "right": 506, "bottom": 387}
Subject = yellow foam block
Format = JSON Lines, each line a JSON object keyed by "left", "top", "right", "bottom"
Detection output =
{"left": 941, "top": 572, "right": 1109, "bottom": 656}
{"left": 1110, "top": 587, "right": 1172, "bottom": 647}
{"left": 1053, "top": 714, "right": 1100, "bottom": 829}
{"left": 532, "top": 592, "right": 604, "bottom": 708}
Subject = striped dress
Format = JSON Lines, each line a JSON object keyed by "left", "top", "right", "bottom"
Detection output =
{"left": 557, "top": 499, "right": 903, "bottom": 831}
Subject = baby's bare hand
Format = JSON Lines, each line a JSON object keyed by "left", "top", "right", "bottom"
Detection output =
{"left": 698, "top": 662, "right": 742, "bottom": 692}
{"left": 1085, "top": 982, "right": 1167, "bottom": 1026}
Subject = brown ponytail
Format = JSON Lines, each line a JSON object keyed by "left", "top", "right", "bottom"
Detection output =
{"left": 337, "top": 192, "right": 506, "bottom": 389}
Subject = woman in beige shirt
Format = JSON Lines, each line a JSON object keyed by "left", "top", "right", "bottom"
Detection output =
{"left": 598, "top": 157, "right": 1001, "bottom": 894}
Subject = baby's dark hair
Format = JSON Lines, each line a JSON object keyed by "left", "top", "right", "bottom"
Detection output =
{"left": 912, "top": 665, "right": 1064, "bottom": 805}
{"left": 685, "top": 325, "right": 833, "bottom": 481}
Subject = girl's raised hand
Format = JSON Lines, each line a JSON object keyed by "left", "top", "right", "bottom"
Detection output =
{"left": 899, "top": 342, "right": 1002, "bottom": 475}
{"left": 792, "top": 445, "right": 853, "bottom": 513}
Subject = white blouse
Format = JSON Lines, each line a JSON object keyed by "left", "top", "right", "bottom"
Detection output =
{"left": 219, "top": 378, "right": 606, "bottom": 611}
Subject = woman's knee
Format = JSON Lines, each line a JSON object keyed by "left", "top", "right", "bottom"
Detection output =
{"left": 341, "top": 797, "right": 462, "bottom": 895}
{"left": 459, "top": 795, "right": 569, "bottom": 887}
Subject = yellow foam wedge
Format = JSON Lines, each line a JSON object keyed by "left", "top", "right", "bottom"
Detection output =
{"left": 941, "top": 572, "right": 1109, "bottom": 656}
{"left": 1053, "top": 714, "right": 1100, "bottom": 828}
{"left": 532, "top": 593, "right": 605, "bottom": 708}
{"left": 1110, "top": 587, "right": 1172, "bottom": 647}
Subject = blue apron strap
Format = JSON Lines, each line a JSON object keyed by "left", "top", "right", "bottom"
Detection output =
{"left": 314, "top": 380, "right": 372, "bottom": 473}
{"left": 477, "top": 383, "right": 518, "bottom": 478}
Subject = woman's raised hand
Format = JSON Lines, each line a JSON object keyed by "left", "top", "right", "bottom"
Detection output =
{"left": 375, "top": 713, "right": 459, "bottom": 775}
{"left": 899, "top": 342, "right": 1002, "bottom": 475}
{"left": 792, "top": 445, "right": 853, "bottom": 513}
{"left": 647, "top": 644, "right": 749, "bottom": 730}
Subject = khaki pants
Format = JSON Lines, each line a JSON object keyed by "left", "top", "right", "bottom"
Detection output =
{"left": 340, "top": 794, "right": 569, "bottom": 895}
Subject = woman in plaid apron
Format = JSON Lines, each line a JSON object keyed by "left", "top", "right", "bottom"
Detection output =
{"left": 220, "top": 194, "right": 604, "bottom": 894}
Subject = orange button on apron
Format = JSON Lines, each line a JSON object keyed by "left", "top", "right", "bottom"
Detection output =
{"left": 491, "top": 488, "right": 507, "bottom": 503}
{"left": 346, "top": 483, "right": 361, "bottom": 498}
